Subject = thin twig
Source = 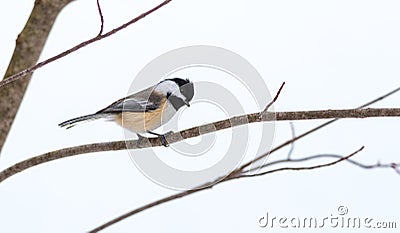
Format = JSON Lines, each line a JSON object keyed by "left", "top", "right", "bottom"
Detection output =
{"left": 244, "top": 153, "right": 399, "bottom": 174}
{"left": 236, "top": 86, "right": 400, "bottom": 173}
{"left": 88, "top": 146, "right": 364, "bottom": 232}
{"left": 0, "top": 141, "right": 126, "bottom": 183}
{"left": 261, "top": 81, "right": 285, "bottom": 114}
{"left": 232, "top": 108, "right": 399, "bottom": 175}
{"left": 96, "top": 0, "right": 104, "bottom": 36}
{"left": 391, "top": 163, "right": 400, "bottom": 175}
{"left": 287, "top": 122, "right": 295, "bottom": 159}
{"left": 0, "top": 0, "right": 172, "bottom": 89}
{"left": 88, "top": 180, "right": 217, "bottom": 233}
{"left": 237, "top": 146, "right": 364, "bottom": 178}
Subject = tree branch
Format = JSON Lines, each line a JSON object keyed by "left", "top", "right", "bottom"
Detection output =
{"left": 1, "top": 83, "right": 400, "bottom": 183}
{"left": 1, "top": 84, "right": 398, "bottom": 231}
{"left": 0, "top": 141, "right": 126, "bottom": 183}
{"left": 88, "top": 180, "right": 216, "bottom": 233}
{"left": 1, "top": 107, "right": 400, "bottom": 183}
{"left": 0, "top": 0, "right": 172, "bottom": 89}
{"left": 88, "top": 146, "right": 365, "bottom": 232}
{"left": 235, "top": 86, "right": 400, "bottom": 173}
{"left": 238, "top": 146, "right": 365, "bottom": 178}
{"left": 0, "top": 0, "right": 75, "bottom": 155}
{"left": 244, "top": 153, "right": 400, "bottom": 174}
{"left": 96, "top": 0, "right": 105, "bottom": 36}
{"left": 261, "top": 81, "right": 285, "bottom": 114}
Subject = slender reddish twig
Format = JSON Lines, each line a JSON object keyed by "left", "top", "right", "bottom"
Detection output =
{"left": 261, "top": 81, "right": 285, "bottom": 114}
{"left": 244, "top": 153, "right": 400, "bottom": 174}
{"left": 96, "top": 0, "right": 104, "bottom": 36}
{"left": 0, "top": 0, "right": 172, "bottom": 89}
{"left": 236, "top": 147, "right": 365, "bottom": 178}
{"left": 88, "top": 180, "right": 216, "bottom": 233}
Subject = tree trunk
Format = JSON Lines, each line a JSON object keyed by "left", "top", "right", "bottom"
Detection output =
{"left": 0, "top": 0, "right": 75, "bottom": 154}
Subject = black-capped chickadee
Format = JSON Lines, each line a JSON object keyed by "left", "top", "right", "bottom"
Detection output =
{"left": 59, "top": 78, "right": 194, "bottom": 146}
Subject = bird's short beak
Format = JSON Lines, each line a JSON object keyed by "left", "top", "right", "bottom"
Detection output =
{"left": 184, "top": 100, "right": 190, "bottom": 107}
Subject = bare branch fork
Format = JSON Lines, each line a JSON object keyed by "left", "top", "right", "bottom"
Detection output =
{"left": 92, "top": 131, "right": 400, "bottom": 232}
{"left": 88, "top": 146, "right": 366, "bottom": 233}
{"left": 240, "top": 146, "right": 367, "bottom": 178}
{"left": 246, "top": 153, "right": 400, "bottom": 174}
{"left": 90, "top": 79, "right": 400, "bottom": 231}
{"left": 0, "top": 83, "right": 399, "bottom": 232}
{"left": 0, "top": 0, "right": 172, "bottom": 89}
{"left": 1, "top": 83, "right": 400, "bottom": 183}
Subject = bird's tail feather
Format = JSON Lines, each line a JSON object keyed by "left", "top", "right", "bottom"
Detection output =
{"left": 59, "top": 113, "right": 112, "bottom": 129}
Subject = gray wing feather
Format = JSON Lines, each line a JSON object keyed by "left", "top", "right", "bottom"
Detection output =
{"left": 59, "top": 87, "right": 160, "bottom": 129}
{"left": 97, "top": 87, "right": 159, "bottom": 114}
{"left": 101, "top": 98, "right": 150, "bottom": 113}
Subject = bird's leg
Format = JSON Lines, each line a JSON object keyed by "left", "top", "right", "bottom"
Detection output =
{"left": 136, "top": 133, "right": 150, "bottom": 148}
{"left": 147, "top": 131, "right": 173, "bottom": 147}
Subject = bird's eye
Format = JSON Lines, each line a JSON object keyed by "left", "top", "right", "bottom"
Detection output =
{"left": 166, "top": 92, "right": 172, "bottom": 98}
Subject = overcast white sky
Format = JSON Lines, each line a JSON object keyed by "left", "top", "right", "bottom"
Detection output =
{"left": 1, "top": 0, "right": 400, "bottom": 232}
